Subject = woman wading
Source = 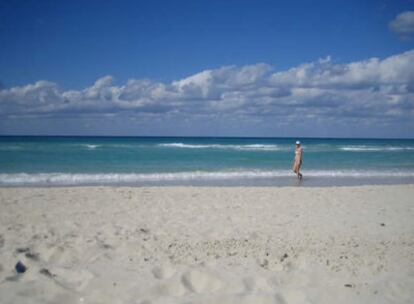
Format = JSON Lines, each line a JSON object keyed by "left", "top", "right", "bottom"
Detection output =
{"left": 293, "top": 141, "right": 303, "bottom": 180}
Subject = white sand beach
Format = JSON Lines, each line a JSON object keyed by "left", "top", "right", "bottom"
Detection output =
{"left": 0, "top": 185, "right": 413, "bottom": 304}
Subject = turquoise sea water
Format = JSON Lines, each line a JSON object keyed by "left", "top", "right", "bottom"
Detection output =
{"left": 1, "top": 136, "right": 414, "bottom": 186}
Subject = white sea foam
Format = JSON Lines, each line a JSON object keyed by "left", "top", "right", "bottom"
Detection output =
{"left": 84, "top": 144, "right": 99, "bottom": 149}
{"left": 159, "top": 143, "right": 414, "bottom": 152}
{"left": 1, "top": 170, "right": 414, "bottom": 186}
{"left": 0, "top": 145, "right": 24, "bottom": 151}
{"left": 158, "top": 143, "right": 283, "bottom": 151}
{"left": 340, "top": 145, "right": 414, "bottom": 152}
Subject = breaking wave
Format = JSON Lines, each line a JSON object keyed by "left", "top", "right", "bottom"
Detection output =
{"left": 159, "top": 143, "right": 414, "bottom": 152}
{"left": 83, "top": 144, "right": 99, "bottom": 149}
{"left": 339, "top": 145, "right": 414, "bottom": 152}
{"left": 1, "top": 170, "right": 414, "bottom": 186}
{"left": 158, "top": 143, "right": 284, "bottom": 151}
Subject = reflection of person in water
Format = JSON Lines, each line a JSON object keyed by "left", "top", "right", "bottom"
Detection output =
{"left": 293, "top": 141, "right": 303, "bottom": 180}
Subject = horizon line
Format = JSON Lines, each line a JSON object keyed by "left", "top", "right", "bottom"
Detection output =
{"left": 1, "top": 134, "right": 413, "bottom": 140}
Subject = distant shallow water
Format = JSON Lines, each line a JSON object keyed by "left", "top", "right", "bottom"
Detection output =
{"left": 1, "top": 136, "right": 414, "bottom": 187}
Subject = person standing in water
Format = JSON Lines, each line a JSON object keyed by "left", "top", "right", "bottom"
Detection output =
{"left": 293, "top": 141, "right": 303, "bottom": 180}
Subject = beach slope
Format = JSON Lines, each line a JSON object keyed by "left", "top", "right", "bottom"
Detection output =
{"left": 0, "top": 185, "right": 413, "bottom": 303}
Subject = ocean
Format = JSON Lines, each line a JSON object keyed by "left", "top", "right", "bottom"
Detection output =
{"left": 1, "top": 136, "right": 414, "bottom": 187}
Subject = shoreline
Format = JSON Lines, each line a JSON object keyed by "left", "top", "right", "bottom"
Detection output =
{"left": 1, "top": 181, "right": 414, "bottom": 188}
{"left": 1, "top": 173, "right": 414, "bottom": 188}
{"left": 1, "top": 182, "right": 414, "bottom": 189}
{"left": 1, "top": 184, "right": 413, "bottom": 303}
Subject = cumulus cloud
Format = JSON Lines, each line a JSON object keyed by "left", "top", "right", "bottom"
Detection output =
{"left": 389, "top": 11, "right": 414, "bottom": 39}
{"left": 1, "top": 50, "right": 414, "bottom": 134}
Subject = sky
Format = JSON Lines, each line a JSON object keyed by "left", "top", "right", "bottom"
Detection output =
{"left": 0, "top": 0, "right": 414, "bottom": 138}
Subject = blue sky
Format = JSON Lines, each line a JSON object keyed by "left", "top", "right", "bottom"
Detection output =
{"left": 0, "top": 0, "right": 414, "bottom": 137}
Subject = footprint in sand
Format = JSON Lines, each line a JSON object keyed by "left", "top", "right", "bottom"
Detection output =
{"left": 152, "top": 277, "right": 187, "bottom": 297}
{"left": 243, "top": 276, "right": 274, "bottom": 293}
{"left": 51, "top": 267, "right": 94, "bottom": 292}
{"left": 45, "top": 246, "right": 81, "bottom": 267}
{"left": 152, "top": 265, "right": 176, "bottom": 280}
{"left": 181, "top": 269, "right": 223, "bottom": 294}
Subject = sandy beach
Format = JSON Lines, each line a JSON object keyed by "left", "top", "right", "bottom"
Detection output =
{"left": 0, "top": 185, "right": 413, "bottom": 304}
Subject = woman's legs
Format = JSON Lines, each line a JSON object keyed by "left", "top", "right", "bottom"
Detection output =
{"left": 293, "top": 162, "right": 302, "bottom": 179}
{"left": 293, "top": 162, "right": 299, "bottom": 174}
{"left": 297, "top": 162, "right": 303, "bottom": 179}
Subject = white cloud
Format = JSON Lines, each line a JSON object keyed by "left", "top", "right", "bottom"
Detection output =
{"left": 171, "top": 63, "right": 271, "bottom": 99}
{"left": 270, "top": 51, "right": 414, "bottom": 89}
{"left": 1, "top": 50, "right": 413, "bottom": 132}
{"left": 389, "top": 11, "right": 414, "bottom": 39}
